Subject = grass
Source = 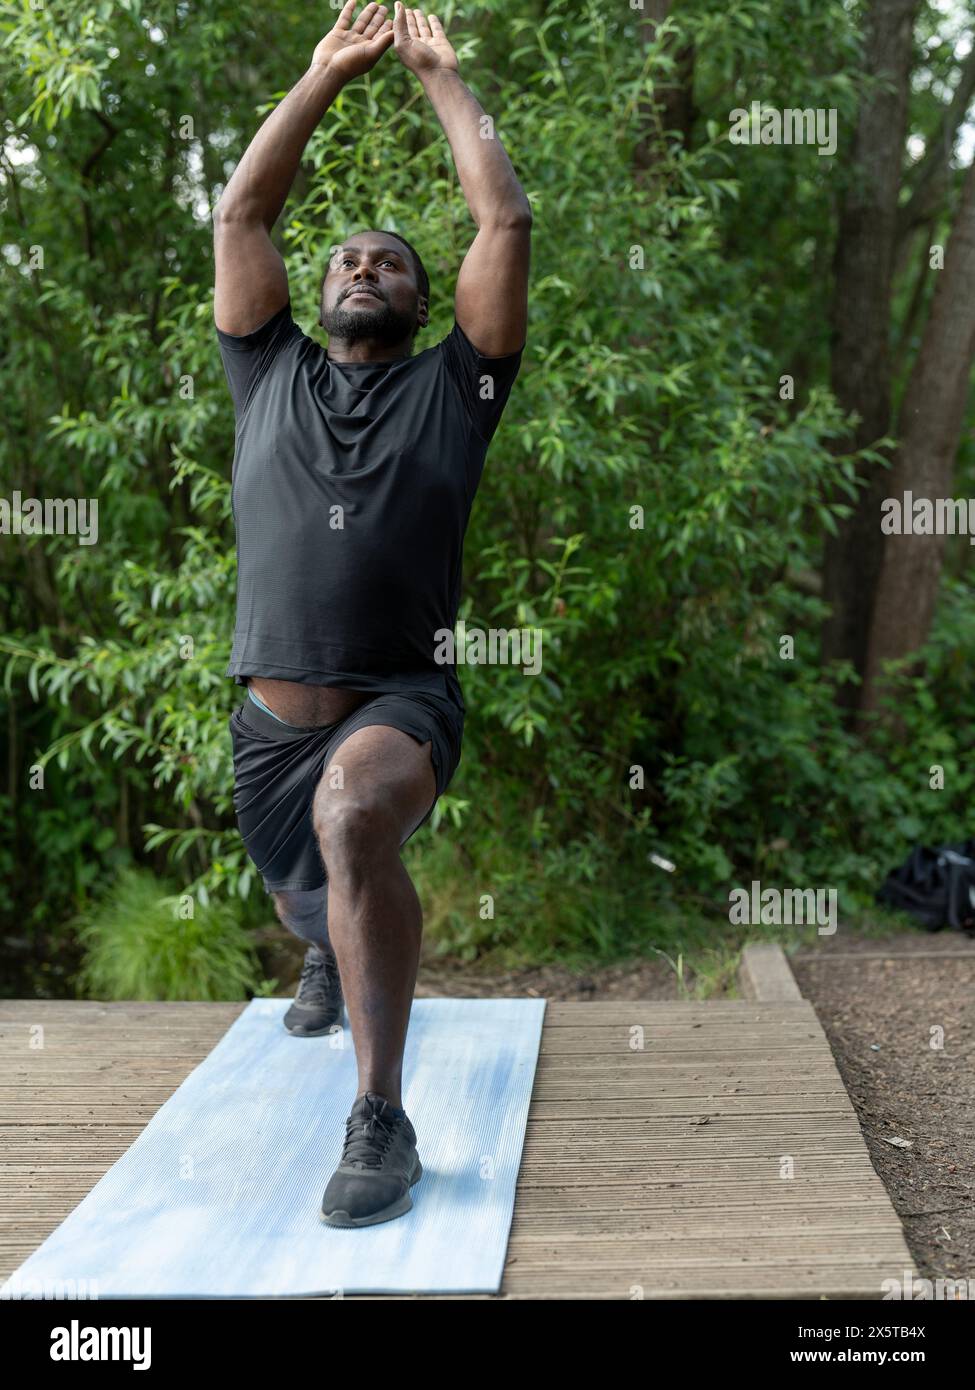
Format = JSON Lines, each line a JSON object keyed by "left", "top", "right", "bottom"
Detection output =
{"left": 405, "top": 828, "right": 931, "bottom": 997}
{"left": 75, "top": 868, "right": 269, "bottom": 1001}
{"left": 71, "top": 846, "right": 930, "bottom": 1005}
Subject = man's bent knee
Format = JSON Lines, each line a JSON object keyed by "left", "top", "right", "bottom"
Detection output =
{"left": 312, "top": 795, "right": 399, "bottom": 872}
{"left": 271, "top": 887, "right": 328, "bottom": 945}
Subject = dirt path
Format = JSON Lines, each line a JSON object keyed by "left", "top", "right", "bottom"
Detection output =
{"left": 792, "top": 932, "right": 975, "bottom": 1284}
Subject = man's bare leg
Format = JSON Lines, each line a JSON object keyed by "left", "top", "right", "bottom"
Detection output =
{"left": 311, "top": 724, "right": 436, "bottom": 1110}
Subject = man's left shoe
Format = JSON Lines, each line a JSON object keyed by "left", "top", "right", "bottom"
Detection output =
{"left": 320, "top": 1092, "right": 423, "bottom": 1228}
{"left": 283, "top": 944, "right": 343, "bottom": 1036}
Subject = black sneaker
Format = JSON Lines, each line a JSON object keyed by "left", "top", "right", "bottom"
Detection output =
{"left": 283, "top": 944, "right": 343, "bottom": 1037}
{"left": 320, "top": 1092, "right": 423, "bottom": 1227}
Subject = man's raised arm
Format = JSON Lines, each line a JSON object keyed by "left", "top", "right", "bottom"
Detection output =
{"left": 213, "top": 2, "right": 394, "bottom": 336}
{"left": 393, "top": 4, "right": 531, "bottom": 357}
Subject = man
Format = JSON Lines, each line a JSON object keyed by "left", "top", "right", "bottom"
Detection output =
{"left": 213, "top": 1, "right": 530, "bottom": 1228}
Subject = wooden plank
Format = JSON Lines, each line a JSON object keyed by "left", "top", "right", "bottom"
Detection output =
{"left": 0, "top": 1000, "right": 809, "bottom": 1020}
{"left": 738, "top": 943, "right": 803, "bottom": 1002}
{"left": 536, "top": 1001, "right": 816, "bottom": 1022}
{"left": 0, "top": 997, "right": 916, "bottom": 1299}
{"left": 0, "top": 1072, "right": 851, "bottom": 1095}
{"left": 0, "top": 1002, "right": 246, "bottom": 1019}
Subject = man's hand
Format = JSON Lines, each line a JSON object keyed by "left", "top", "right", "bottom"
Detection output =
{"left": 312, "top": 1, "right": 394, "bottom": 80}
{"left": 393, "top": 3, "right": 459, "bottom": 76}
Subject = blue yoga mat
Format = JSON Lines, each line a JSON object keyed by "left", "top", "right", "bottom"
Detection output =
{"left": 2, "top": 997, "right": 546, "bottom": 1297}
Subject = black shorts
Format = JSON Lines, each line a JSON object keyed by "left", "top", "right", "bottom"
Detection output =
{"left": 229, "top": 691, "right": 464, "bottom": 893}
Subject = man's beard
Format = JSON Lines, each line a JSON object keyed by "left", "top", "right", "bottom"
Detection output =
{"left": 321, "top": 295, "right": 417, "bottom": 348}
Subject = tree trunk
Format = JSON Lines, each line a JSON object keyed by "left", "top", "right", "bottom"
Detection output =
{"left": 861, "top": 154, "right": 975, "bottom": 712}
{"left": 820, "top": 0, "right": 918, "bottom": 702}
{"left": 634, "top": 0, "right": 696, "bottom": 174}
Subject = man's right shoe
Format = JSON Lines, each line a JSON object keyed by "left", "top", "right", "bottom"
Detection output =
{"left": 283, "top": 944, "right": 343, "bottom": 1036}
{"left": 320, "top": 1092, "right": 423, "bottom": 1227}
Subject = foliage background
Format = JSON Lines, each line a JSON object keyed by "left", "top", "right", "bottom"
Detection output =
{"left": 1, "top": 0, "right": 973, "bottom": 997}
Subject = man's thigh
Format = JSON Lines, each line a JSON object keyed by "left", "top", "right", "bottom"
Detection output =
{"left": 314, "top": 724, "right": 437, "bottom": 848}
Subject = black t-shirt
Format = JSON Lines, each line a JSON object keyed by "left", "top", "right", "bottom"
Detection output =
{"left": 216, "top": 302, "right": 524, "bottom": 713}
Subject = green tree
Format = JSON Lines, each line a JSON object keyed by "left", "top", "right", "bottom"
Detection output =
{"left": 2, "top": 1, "right": 973, "bottom": 994}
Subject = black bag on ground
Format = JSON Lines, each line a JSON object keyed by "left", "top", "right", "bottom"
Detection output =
{"left": 876, "top": 839, "right": 975, "bottom": 932}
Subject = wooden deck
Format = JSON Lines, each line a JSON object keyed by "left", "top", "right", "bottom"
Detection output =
{"left": 0, "top": 998, "right": 916, "bottom": 1298}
